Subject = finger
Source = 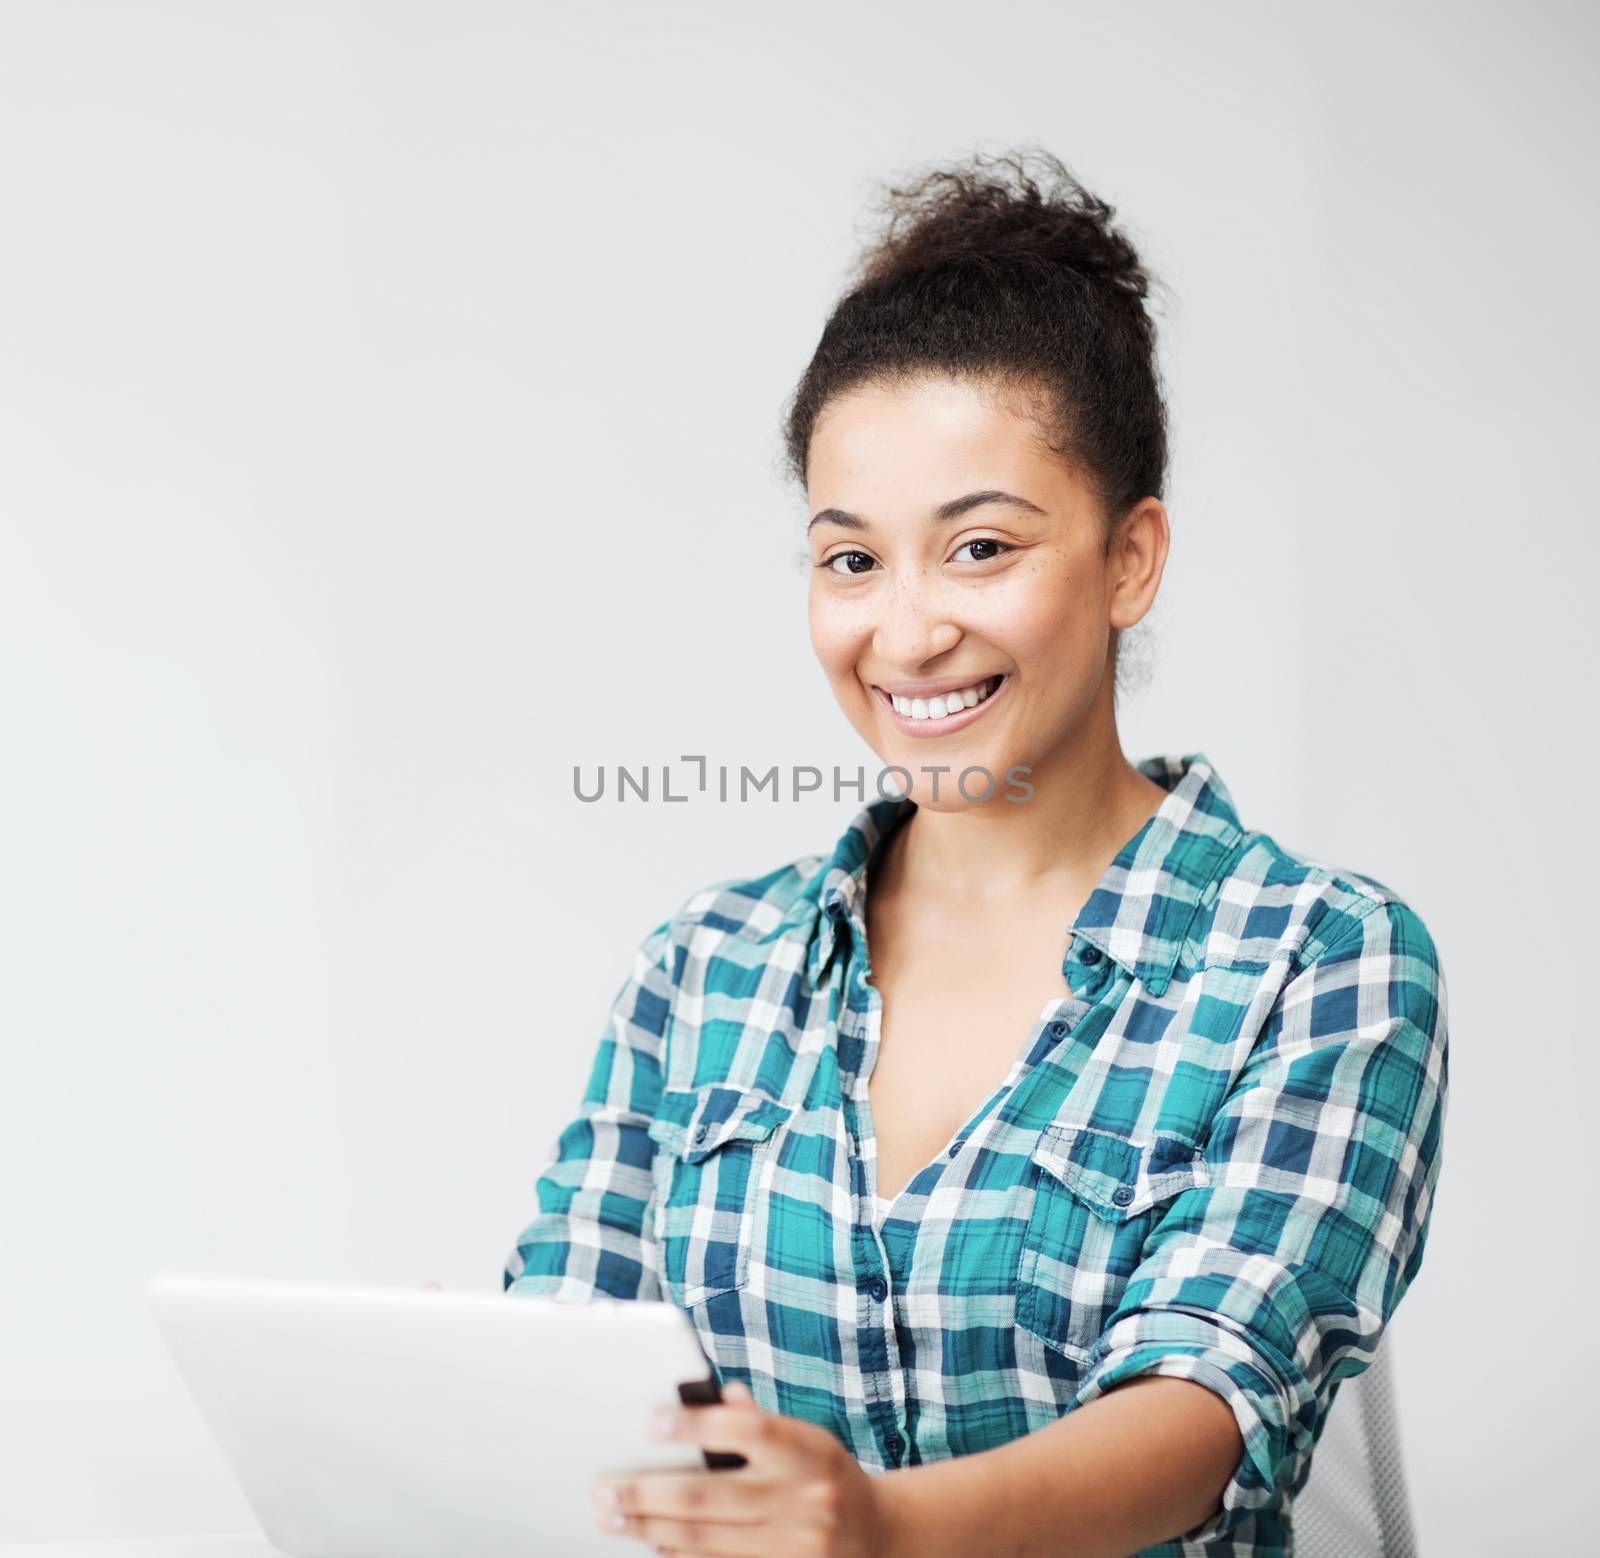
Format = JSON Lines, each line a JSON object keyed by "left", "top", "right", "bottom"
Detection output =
{"left": 668, "top": 1400, "right": 829, "bottom": 1478}
{"left": 660, "top": 1402, "right": 786, "bottom": 1463}
{"left": 600, "top": 1469, "right": 779, "bottom": 1552}
{"left": 610, "top": 1499, "right": 769, "bottom": 1558}
{"left": 721, "top": 1380, "right": 754, "bottom": 1404}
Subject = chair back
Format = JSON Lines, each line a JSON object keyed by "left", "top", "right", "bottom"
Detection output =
{"left": 1293, "top": 1337, "right": 1419, "bottom": 1557}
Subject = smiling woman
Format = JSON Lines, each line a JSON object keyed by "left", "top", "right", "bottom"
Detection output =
{"left": 802, "top": 372, "right": 1165, "bottom": 798}
{"left": 503, "top": 146, "right": 1448, "bottom": 1558}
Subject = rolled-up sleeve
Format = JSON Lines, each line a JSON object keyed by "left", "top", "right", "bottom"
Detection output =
{"left": 1072, "top": 896, "right": 1449, "bottom": 1545}
{"left": 501, "top": 918, "right": 676, "bottom": 1302}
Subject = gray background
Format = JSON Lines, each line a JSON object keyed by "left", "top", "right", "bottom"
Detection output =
{"left": 2, "top": 1, "right": 1594, "bottom": 1550}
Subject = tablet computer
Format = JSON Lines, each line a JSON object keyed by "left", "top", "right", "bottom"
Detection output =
{"left": 147, "top": 1272, "right": 737, "bottom": 1557}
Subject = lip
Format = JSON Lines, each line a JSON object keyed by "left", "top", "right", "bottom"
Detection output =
{"left": 871, "top": 673, "right": 1011, "bottom": 737}
{"left": 873, "top": 672, "right": 1004, "bottom": 700}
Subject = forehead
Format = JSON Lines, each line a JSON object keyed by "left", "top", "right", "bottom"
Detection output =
{"left": 807, "top": 374, "right": 1076, "bottom": 512}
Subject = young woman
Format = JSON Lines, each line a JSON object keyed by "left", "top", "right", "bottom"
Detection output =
{"left": 505, "top": 149, "right": 1449, "bottom": 1558}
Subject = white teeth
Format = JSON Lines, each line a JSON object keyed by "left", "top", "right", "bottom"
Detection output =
{"left": 890, "top": 676, "right": 1000, "bottom": 720}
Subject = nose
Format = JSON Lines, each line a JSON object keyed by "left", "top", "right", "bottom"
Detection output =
{"left": 872, "top": 579, "right": 962, "bottom": 670}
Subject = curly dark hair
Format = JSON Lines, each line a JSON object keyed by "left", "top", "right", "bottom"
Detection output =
{"left": 780, "top": 146, "right": 1171, "bottom": 690}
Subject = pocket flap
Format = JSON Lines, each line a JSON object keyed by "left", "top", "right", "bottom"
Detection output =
{"left": 1033, "top": 1124, "right": 1207, "bottom": 1218}
{"left": 648, "top": 1085, "right": 793, "bottom": 1163}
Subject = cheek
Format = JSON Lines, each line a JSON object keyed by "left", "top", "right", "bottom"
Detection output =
{"left": 974, "top": 569, "right": 1087, "bottom": 660}
{"left": 807, "top": 591, "right": 864, "bottom": 675}
{"left": 981, "top": 575, "right": 1108, "bottom": 719}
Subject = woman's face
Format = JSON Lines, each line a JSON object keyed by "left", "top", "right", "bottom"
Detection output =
{"left": 805, "top": 373, "right": 1166, "bottom": 810}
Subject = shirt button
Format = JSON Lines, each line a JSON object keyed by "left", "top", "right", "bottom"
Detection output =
{"left": 1049, "top": 1020, "right": 1068, "bottom": 1038}
{"left": 826, "top": 901, "right": 844, "bottom": 919}
{"left": 885, "top": 1431, "right": 904, "bottom": 1459}
{"left": 1080, "top": 945, "right": 1102, "bottom": 964}
{"left": 694, "top": 1124, "right": 710, "bottom": 1143}
{"left": 947, "top": 1139, "right": 964, "bottom": 1157}
{"left": 867, "top": 1276, "right": 887, "bottom": 1302}
{"left": 1112, "top": 1184, "right": 1134, "bottom": 1206}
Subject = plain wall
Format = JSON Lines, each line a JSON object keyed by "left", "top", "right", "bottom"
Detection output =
{"left": 2, "top": 0, "right": 1595, "bottom": 1548}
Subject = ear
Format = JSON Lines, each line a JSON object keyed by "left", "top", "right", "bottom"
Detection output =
{"left": 1107, "top": 495, "right": 1169, "bottom": 630}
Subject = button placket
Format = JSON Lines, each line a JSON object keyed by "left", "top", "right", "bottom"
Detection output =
{"left": 834, "top": 886, "right": 916, "bottom": 1473}
{"left": 855, "top": 1258, "right": 906, "bottom": 1470}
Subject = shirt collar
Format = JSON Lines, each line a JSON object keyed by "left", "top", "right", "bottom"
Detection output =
{"left": 757, "top": 752, "right": 1245, "bottom": 999}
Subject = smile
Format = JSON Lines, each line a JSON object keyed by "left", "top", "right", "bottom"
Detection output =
{"left": 872, "top": 673, "right": 1010, "bottom": 735}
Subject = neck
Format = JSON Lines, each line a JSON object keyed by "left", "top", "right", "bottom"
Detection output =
{"left": 877, "top": 731, "right": 1169, "bottom": 911}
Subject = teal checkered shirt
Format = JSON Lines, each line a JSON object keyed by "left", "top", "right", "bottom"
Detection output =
{"left": 503, "top": 752, "right": 1449, "bottom": 1556}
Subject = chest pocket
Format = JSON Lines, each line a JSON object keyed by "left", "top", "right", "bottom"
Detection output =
{"left": 647, "top": 1085, "right": 793, "bottom": 1309}
{"left": 1015, "top": 1123, "right": 1207, "bottom": 1364}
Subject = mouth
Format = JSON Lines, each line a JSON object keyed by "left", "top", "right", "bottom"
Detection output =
{"left": 871, "top": 673, "right": 1010, "bottom": 736}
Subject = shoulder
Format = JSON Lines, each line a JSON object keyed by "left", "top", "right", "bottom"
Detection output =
{"left": 1205, "top": 826, "right": 1444, "bottom": 978}
{"left": 636, "top": 847, "right": 830, "bottom": 979}
{"left": 673, "top": 851, "right": 829, "bottom": 938}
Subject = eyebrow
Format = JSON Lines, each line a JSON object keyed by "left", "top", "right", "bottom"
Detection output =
{"left": 806, "top": 489, "right": 1048, "bottom": 534}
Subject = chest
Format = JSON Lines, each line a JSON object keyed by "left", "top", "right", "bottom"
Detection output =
{"left": 862, "top": 916, "right": 1076, "bottom": 1203}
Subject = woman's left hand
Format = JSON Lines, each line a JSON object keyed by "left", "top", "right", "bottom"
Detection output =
{"left": 591, "top": 1380, "right": 901, "bottom": 1557}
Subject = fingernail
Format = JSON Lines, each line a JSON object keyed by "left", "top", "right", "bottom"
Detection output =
{"left": 590, "top": 1485, "right": 622, "bottom": 1528}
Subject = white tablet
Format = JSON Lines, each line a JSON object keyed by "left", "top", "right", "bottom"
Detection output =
{"left": 147, "top": 1272, "right": 735, "bottom": 1558}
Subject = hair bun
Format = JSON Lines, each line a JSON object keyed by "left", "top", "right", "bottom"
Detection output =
{"left": 853, "top": 146, "right": 1152, "bottom": 309}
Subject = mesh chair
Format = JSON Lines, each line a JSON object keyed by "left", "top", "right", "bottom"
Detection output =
{"left": 1293, "top": 1336, "right": 1418, "bottom": 1558}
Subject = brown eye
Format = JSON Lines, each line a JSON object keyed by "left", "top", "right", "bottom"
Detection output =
{"left": 954, "top": 538, "right": 1011, "bottom": 563}
{"left": 822, "top": 551, "right": 875, "bottom": 575}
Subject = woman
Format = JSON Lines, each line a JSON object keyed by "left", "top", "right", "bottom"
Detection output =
{"left": 505, "top": 148, "right": 1449, "bottom": 1558}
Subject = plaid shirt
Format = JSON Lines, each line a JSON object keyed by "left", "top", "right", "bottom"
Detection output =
{"left": 503, "top": 752, "right": 1449, "bottom": 1556}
